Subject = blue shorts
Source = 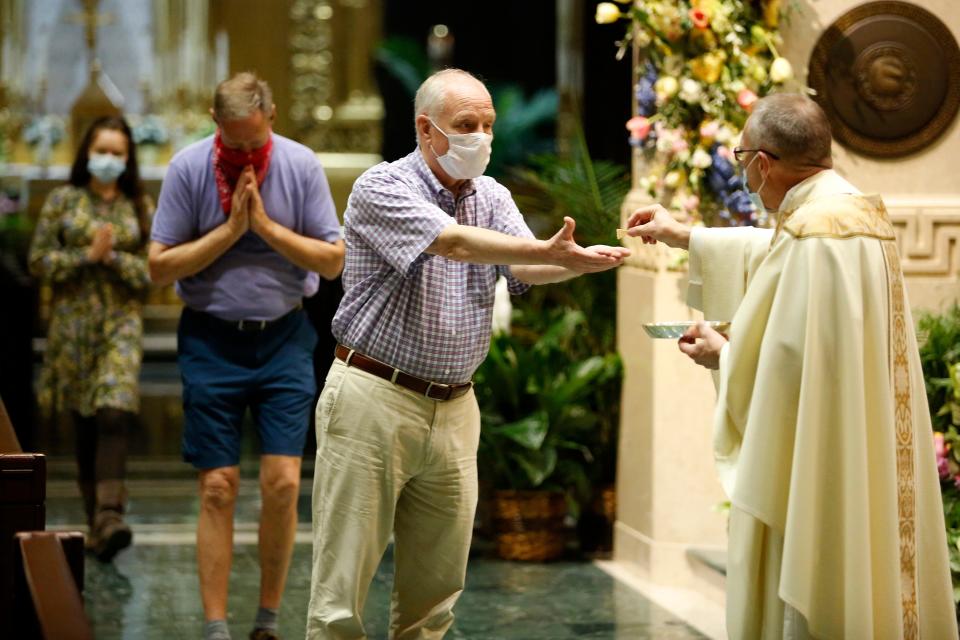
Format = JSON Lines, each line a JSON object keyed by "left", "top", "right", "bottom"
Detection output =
{"left": 177, "top": 307, "right": 318, "bottom": 469}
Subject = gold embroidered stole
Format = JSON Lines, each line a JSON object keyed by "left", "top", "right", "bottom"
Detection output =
{"left": 883, "top": 237, "right": 919, "bottom": 638}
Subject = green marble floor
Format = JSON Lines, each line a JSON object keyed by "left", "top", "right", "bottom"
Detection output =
{"left": 45, "top": 461, "right": 706, "bottom": 640}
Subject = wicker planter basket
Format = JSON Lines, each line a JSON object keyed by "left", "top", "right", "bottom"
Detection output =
{"left": 492, "top": 490, "right": 567, "bottom": 561}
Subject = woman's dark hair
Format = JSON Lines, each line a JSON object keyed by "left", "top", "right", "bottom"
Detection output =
{"left": 69, "top": 115, "right": 150, "bottom": 244}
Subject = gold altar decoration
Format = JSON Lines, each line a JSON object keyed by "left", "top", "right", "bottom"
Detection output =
{"left": 289, "top": 0, "right": 383, "bottom": 154}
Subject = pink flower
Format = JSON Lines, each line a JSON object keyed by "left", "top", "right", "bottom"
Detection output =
{"left": 738, "top": 89, "right": 759, "bottom": 112}
{"left": 683, "top": 194, "right": 701, "bottom": 212}
{"left": 626, "top": 116, "right": 652, "bottom": 141}
{"left": 699, "top": 120, "right": 720, "bottom": 140}
{"left": 672, "top": 138, "right": 689, "bottom": 154}
{"left": 717, "top": 145, "right": 735, "bottom": 161}
{"left": 935, "top": 433, "right": 951, "bottom": 480}
{"left": 688, "top": 8, "right": 710, "bottom": 29}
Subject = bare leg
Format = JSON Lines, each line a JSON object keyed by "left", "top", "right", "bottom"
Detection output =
{"left": 197, "top": 465, "right": 240, "bottom": 621}
{"left": 258, "top": 454, "right": 301, "bottom": 608}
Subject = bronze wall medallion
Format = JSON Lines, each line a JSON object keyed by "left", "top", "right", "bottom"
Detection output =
{"left": 808, "top": 1, "right": 960, "bottom": 157}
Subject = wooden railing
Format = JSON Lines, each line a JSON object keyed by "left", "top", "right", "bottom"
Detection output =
{"left": 0, "top": 396, "right": 94, "bottom": 638}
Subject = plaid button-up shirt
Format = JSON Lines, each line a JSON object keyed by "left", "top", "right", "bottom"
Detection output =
{"left": 331, "top": 150, "right": 534, "bottom": 384}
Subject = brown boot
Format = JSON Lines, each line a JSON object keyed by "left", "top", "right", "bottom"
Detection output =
{"left": 92, "top": 479, "right": 133, "bottom": 562}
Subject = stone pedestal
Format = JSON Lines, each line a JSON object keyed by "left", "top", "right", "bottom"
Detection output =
{"left": 613, "top": 190, "right": 728, "bottom": 601}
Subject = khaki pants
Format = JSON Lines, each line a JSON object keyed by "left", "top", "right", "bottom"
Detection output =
{"left": 306, "top": 360, "right": 480, "bottom": 639}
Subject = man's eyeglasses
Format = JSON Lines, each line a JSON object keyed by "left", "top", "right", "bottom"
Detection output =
{"left": 733, "top": 147, "right": 781, "bottom": 163}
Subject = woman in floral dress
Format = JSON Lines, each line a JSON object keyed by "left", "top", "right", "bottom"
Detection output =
{"left": 29, "top": 116, "right": 152, "bottom": 561}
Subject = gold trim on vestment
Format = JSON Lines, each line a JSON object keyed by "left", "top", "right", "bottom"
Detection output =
{"left": 883, "top": 239, "right": 920, "bottom": 637}
{"left": 775, "top": 194, "right": 896, "bottom": 243}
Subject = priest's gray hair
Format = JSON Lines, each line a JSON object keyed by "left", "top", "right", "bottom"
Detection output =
{"left": 744, "top": 94, "right": 832, "bottom": 167}
{"left": 214, "top": 72, "right": 273, "bottom": 121}
{"left": 414, "top": 68, "right": 484, "bottom": 121}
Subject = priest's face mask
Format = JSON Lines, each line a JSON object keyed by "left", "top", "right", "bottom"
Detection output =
{"left": 735, "top": 146, "right": 776, "bottom": 213}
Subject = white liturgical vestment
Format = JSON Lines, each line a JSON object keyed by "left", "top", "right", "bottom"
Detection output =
{"left": 687, "top": 170, "right": 957, "bottom": 639}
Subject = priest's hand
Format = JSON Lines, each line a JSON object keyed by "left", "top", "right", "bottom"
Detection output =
{"left": 678, "top": 321, "right": 727, "bottom": 370}
{"left": 625, "top": 204, "right": 691, "bottom": 250}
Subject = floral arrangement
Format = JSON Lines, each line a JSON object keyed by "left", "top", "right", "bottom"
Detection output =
{"left": 22, "top": 114, "right": 65, "bottom": 168}
{"left": 596, "top": 0, "right": 792, "bottom": 226}
{"left": 131, "top": 114, "right": 170, "bottom": 146}
{"left": 918, "top": 305, "right": 960, "bottom": 602}
{"left": 22, "top": 114, "right": 65, "bottom": 148}
{"left": 169, "top": 110, "right": 217, "bottom": 151}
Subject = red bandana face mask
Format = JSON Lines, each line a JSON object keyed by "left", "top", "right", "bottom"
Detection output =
{"left": 213, "top": 129, "right": 273, "bottom": 214}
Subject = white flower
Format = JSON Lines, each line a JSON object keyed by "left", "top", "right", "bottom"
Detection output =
{"left": 491, "top": 276, "right": 512, "bottom": 335}
{"left": 676, "top": 148, "right": 691, "bottom": 163}
{"left": 679, "top": 79, "right": 703, "bottom": 104}
{"left": 664, "top": 171, "right": 682, "bottom": 189}
{"left": 656, "top": 132, "right": 675, "bottom": 153}
{"left": 770, "top": 57, "right": 794, "bottom": 83}
{"left": 655, "top": 76, "right": 679, "bottom": 101}
{"left": 691, "top": 148, "right": 713, "bottom": 169}
{"left": 714, "top": 126, "right": 734, "bottom": 144}
{"left": 595, "top": 3, "right": 622, "bottom": 24}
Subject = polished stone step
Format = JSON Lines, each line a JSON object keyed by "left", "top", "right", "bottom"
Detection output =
{"left": 686, "top": 547, "right": 727, "bottom": 577}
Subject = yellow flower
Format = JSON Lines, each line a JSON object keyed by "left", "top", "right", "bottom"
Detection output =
{"left": 595, "top": 3, "right": 622, "bottom": 24}
{"left": 690, "top": 51, "right": 726, "bottom": 84}
{"left": 770, "top": 57, "right": 793, "bottom": 83}
{"left": 747, "top": 62, "right": 768, "bottom": 84}
{"left": 655, "top": 76, "right": 680, "bottom": 100}
{"left": 763, "top": 0, "right": 781, "bottom": 28}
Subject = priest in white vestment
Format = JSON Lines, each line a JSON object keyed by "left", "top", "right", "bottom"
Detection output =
{"left": 626, "top": 94, "right": 957, "bottom": 639}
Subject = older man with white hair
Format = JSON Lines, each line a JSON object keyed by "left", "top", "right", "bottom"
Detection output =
{"left": 627, "top": 94, "right": 957, "bottom": 639}
{"left": 305, "top": 68, "right": 628, "bottom": 638}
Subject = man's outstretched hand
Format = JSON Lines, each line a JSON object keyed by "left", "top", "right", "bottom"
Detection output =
{"left": 545, "top": 216, "right": 631, "bottom": 273}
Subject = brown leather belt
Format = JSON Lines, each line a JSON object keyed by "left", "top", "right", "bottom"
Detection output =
{"left": 335, "top": 344, "right": 473, "bottom": 401}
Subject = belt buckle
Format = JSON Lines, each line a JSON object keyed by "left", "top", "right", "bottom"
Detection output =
{"left": 425, "top": 381, "right": 451, "bottom": 400}
{"left": 237, "top": 319, "right": 267, "bottom": 331}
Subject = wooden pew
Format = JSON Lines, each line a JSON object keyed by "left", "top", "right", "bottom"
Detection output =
{"left": 0, "top": 397, "right": 93, "bottom": 637}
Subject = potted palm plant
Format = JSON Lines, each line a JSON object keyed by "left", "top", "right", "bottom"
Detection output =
{"left": 475, "top": 308, "right": 621, "bottom": 560}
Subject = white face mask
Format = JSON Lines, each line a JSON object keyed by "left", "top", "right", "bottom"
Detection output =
{"left": 427, "top": 117, "right": 492, "bottom": 180}
{"left": 741, "top": 152, "right": 771, "bottom": 213}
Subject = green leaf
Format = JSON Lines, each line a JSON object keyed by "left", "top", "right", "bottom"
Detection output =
{"left": 374, "top": 37, "right": 430, "bottom": 96}
{"left": 511, "top": 447, "right": 558, "bottom": 488}
{"left": 487, "top": 411, "right": 549, "bottom": 450}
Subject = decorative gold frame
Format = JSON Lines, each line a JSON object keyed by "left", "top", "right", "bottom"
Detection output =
{"left": 808, "top": 1, "right": 960, "bottom": 158}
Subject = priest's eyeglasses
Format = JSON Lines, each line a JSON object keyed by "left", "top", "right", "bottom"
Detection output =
{"left": 733, "top": 147, "right": 781, "bottom": 163}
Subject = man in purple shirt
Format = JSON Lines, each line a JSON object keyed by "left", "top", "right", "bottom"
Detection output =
{"left": 150, "top": 73, "right": 343, "bottom": 640}
{"left": 306, "top": 69, "right": 629, "bottom": 639}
